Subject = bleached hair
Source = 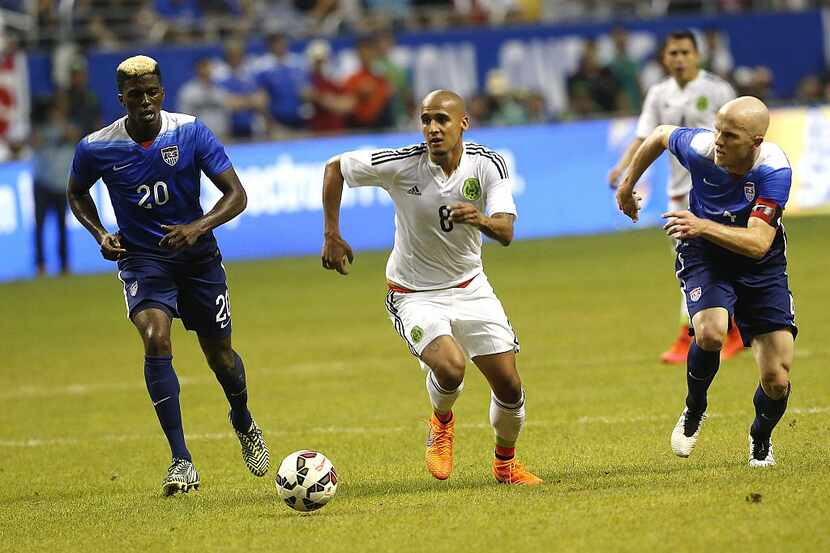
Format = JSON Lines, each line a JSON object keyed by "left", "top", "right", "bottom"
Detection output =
{"left": 116, "top": 55, "right": 161, "bottom": 91}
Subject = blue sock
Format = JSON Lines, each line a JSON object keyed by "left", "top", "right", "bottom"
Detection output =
{"left": 685, "top": 341, "right": 720, "bottom": 415}
{"left": 144, "top": 355, "right": 190, "bottom": 461}
{"left": 750, "top": 383, "right": 790, "bottom": 440}
{"left": 214, "top": 351, "right": 252, "bottom": 432}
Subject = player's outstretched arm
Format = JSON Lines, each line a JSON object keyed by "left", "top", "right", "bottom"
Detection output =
{"left": 67, "top": 175, "right": 126, "bottom": 260}
{"left": 608, "top": 137, "right": 645, "bottom": 189}
{"left": 662, "top": 210, "right": 777, "bottom": 259}
{"left": 321, "top": 156, "right": 354, "bottom": 275}
{"left": 616, "top": 125, "right": 678, "bottom": 222}
{"left": 160, "top": 167, "right": 247, "bottom": 250}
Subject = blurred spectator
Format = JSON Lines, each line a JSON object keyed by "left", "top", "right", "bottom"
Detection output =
{"left": 567, "top": 39, "right": 621, "bottom": 116}
{"left": 733, "top": 65, "right": 774, "bottom": 101}
{"left": 343, "top": 35, "right": 393, "bottom": 129}
{"left": 305, "top": 39, "right": 354, "bottom": 133}
{"left": 607, "top": 27, "right": 642, "bottom": 113}
{"left": 701, "top": 29, "right": 734, "bottom": 80}
{"left": 484, "top": 69, "right": 529, "bottom": 126}
{"left": 215, "top": 40, "right": 268, "bottom": 139}
{"left": 0, "top": 30, "right": 30, "bottom": 159}
{"left": 253, "top": 33, "right": 310, "bottom": 130}
{"left": 31, "top": 95, "right": 81, "bottom": 276}
{"left": 65, "top": 58, "right": 102, "bottom": 136}
{"left": 795, "top": 74, "right": 822, "bottom": 105}
{"left": 177, "top": 58, "right": 231, "bottom": 139}
{"left": 375, "top": 30, "right": 413, "bottom": 128}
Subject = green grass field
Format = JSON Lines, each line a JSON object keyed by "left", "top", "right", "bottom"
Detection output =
{"left": 2, "top": 216, "right": 828, "bottom": 552}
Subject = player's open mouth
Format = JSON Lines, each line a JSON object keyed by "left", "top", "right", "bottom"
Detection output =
{"left": 141, "top": 111, "right": 156, "bottom": 121}
{"left": 429, "top": 138, "right": 443, "bottom": 145}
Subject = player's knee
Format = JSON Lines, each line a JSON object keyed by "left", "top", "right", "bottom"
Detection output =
{"left": 761, "top": 369, "right": 790, "bottom": 400}
{"left": 142, "top": 327, "right": 171, "bottom": 356}
{"left": 431, "top": 355, "right": 466, "bottom": 390}
{"left": 205, "top": 349, "right": 235, "bottom": 374}
{"left": 493, "top": 376, "right": 523, "bottom": 405}
{"left": 694, "top": 324, "right": 726, "bottom": 351}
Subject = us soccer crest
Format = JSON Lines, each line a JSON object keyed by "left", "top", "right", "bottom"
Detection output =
{"left": 689, "top": 287, "right": 702, "bottom": 302}
{"left": 128, "top": 281, "right": 139, "bottom": 297}
{"left": 462, "top": 178, "right": 482, "bottom": 201}
{"left": 744, "top": 182, "right": 756, "bottom": 201}
{"left": 161, "top": 145, "right": 179, "bottom": 166}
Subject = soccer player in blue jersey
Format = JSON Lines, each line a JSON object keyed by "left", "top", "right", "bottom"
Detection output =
{"left": 67, "top": 55, "right": 270, "bottom": 495}
{"left": 615, "top": 96, "right": 796, "bottom": 467}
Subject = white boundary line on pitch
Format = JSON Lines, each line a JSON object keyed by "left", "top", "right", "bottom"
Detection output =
{"left": 2, "top": 349, "right": 819, "bottom": 401}
{"left": 1, "top": 406, "right": 827, "bottom": 449}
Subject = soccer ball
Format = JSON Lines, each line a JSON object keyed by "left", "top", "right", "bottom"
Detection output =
{"left": 275, "top": 450, "right": 338, "bottom": 512}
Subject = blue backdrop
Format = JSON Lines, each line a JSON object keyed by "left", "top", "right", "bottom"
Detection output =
{"left": 26, "top": 10, "right": 826, "bottom": 123}
{"left": 0, "top": 117, "right": 667, "bottom": 282}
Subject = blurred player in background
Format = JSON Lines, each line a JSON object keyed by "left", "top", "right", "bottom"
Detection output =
{"left": 67, "top": 55, "right": 269, "bottom": 495}
{"left": 617, "top": 96, "right": 796, "bottom": 467}
{"left": 321, "top": 90, "right": 542, "bottom": 485}
{"left": 608, "top": 30, "right": 741, "bottom": 364}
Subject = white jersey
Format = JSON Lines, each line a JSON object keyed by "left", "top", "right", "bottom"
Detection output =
{"left": 340, "top": 142, "right": 517, "bottom": 291}
{"left": 636, "top": 70, "right": 735, "bottom": 197}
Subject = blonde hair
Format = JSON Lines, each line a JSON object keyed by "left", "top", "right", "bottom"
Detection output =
{"left": 116, "top": 55, "right": 161, "bottom": 91}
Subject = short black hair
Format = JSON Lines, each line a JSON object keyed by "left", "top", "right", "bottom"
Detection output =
{"left": 665, "top": 30, "right": 698, "bottom": 51}
{"left": 116, "top": 55, "right": 162, "bottom": 92}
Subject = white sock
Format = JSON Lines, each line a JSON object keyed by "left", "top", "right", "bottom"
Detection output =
{"left": 426, "top": 370, "right": 463, "bottom": 415}
{"left": 490, "top": 390, "right": 525, "bottom": 446}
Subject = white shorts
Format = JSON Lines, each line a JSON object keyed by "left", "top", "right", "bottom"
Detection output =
{"left": 384, "top": 273, "right": 519, "bottom": 360}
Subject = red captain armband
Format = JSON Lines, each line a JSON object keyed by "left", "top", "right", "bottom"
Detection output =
{"left": 750, "top": 198, "right": 782, "bottom": 226}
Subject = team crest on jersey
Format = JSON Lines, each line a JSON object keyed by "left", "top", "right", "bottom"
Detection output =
{"left": 410, "top": 326, "right": 424, "bottom": 343}
{"left": 462, "top": 178, "right": 481, "bottom": 201}
{"left": 744, "top": 182, "right": 756, "bottom": 201}
{"left": 128, "top": 281, "right": 139, "bottom": 297}
{"left": 696, "top": 96, "right": 709, "bottom": 111}
{"left": 689, "top": 287, "right": 702, "bottom": 302}
{"left": 161, "top": 145, "right": 179, "bottom": 166}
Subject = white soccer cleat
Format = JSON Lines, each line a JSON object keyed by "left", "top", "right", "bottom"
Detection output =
{"left": 671, "top": 408, "right": 706, "bottom": 458}
{"left": 748, "top": 434, "right": 776, "bottom": 467}
{"left": 162, "top": 458, "right": 200, "bottom": 496}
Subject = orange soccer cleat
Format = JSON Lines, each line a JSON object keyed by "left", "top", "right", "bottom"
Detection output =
{"left": 492, "top": 458, "right": 543, "bottom": 485}
{"left": 425, "top": 413, "right": 455, "bottom": 480}
{"left": 661, "top": 325, "right": 693, "bottom": 364}
{"left": 721, "top": 319, "right": 745, "bottom": 361}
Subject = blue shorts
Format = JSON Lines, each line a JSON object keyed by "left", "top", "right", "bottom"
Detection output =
{"left": 116, "top": 251, "right": 232, "bottom": 338}
{"left": 676, "top": 248, "right": 797, "bottom": 347}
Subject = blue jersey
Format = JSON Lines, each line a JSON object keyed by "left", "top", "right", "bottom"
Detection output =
{"left": 668, "top": 128, "right": 791, "bottom": 279}
{"left": 71, "top": 111, "right": 232, "bottom": 260}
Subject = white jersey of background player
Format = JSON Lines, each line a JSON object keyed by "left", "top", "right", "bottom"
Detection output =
{"left": 608, "top": 30, "right": 741, "bottom": 364}
{"left": 321, "top": 90, "right": 542, "bottom": 486}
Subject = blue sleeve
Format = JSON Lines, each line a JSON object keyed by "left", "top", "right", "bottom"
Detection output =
{"left": 194, "top": 119, "right": 232, "bottom": 178}
{"left": 667, "top": 127, "right": 706, "bottom": 170}
{"left": 70, "top": 140, "right": 100, "bottom": 187}
{"left": 757, "top": 166, "right": 792, "bottom": 209}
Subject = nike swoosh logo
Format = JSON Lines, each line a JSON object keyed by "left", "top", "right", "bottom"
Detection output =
{"left": 113, "top": 163, "right": 134, "bottom": 171}
{"left": 153, "top": 395, "right": 171, "bottom": 406}
{"left": 220, "top": 320, "right": 230, "bottom": 328}
{"left": 702, "top": 177, "right": 718, "bottom": 186}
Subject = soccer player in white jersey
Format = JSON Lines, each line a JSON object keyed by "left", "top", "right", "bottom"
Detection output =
{"left": 320, "top": 90, "right": 542, "bottom": 485}
{"left": 608, "top": 30, "right": 743, "bottom": 364}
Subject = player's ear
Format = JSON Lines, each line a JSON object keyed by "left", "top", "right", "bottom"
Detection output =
{"left": 753, "top": 135, "right": 764, "bottom": 147}
{"left": 118, "top": 93, "right": 125, "bottom": 107}
{"left": 461, "top": 113, "right": 470, "bottom": 131}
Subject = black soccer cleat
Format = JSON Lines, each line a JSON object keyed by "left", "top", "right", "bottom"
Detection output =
{"left": 230, "top": 412, "right": 270, "bottom": 477}
{"left": 162, "top": 458, "right": 200, "bottom": 496}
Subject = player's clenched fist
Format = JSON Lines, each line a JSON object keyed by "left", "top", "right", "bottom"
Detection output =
{"left": 99, "top": 232, "right": 127, "bottom": 260}
{"left": 449, "top": 203, "right": 484, "bottom": 226}
{"left": 322, "top": 233, "right": 354, "bottom": 276}
{"left": 615, "top": 186, "right": 643, "bottom": 223}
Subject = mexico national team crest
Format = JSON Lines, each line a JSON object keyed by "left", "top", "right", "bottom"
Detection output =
{"left": 696, "top": 96, "right": 709, "bottom": 111}
{"left": 689, "top": 287, "right": 702, "bottom": 302}
{"left": 410, "top": 326, "right": 424, "bottom": 344}
{"left": 161, "top": 145, "right": 179, "bottom": 166}
{"left": 744, "top": 182, "right": 756, "bottom": 202}
{"left": 462, "top": 178, "right": 482, "bottom": 201}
